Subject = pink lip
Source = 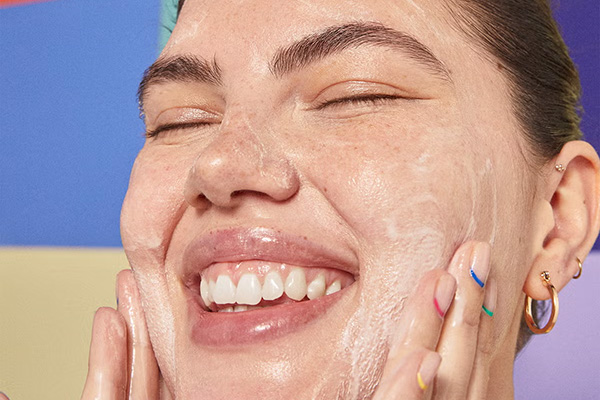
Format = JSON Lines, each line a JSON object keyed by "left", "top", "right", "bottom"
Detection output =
{"left": 180, "top": 227, "right": 358, "bottom": 346}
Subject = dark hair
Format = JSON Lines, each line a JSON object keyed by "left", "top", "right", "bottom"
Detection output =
{"left": 444, "top": 0, "right": 583, "bottom": 163}
{"left": 443, "top": 0, "right": 582, "bottom": 352}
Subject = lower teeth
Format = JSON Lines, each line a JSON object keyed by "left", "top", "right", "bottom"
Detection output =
{"left": 217, "top": 305, "right": 263, "bottom": 313}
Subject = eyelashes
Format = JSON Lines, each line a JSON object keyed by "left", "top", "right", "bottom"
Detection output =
{"left": 313, "top": 93, "right": 405, "bottom": 110}
{"left": 145, "top": 94, "right": 404, "bottom": 139}
{"left": 145, "top": 122, "right": 213, "bottom": 139}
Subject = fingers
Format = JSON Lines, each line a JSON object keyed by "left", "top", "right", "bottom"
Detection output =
{"left": 81, "top": 307, "right": 128, "bottom": 400}
{"left": 374, "top": 349, "right": 442, "bottom": 400}
{"left": 0, "top": 392, "right": 10, "bottom": 400}
{"left": 375, "top": 267, "right": 457, "bottom": 399}
{"left": 466, "top": 278, "right": 497, "bottom": 400}
{"left": 434, "top": 241, "right": 492, "bottom": 399}
{"left": 389, "top": 269, "right": 457, "bottom": 361}
{"left": 116, "top": 269, "right": 160, "bottom": 400}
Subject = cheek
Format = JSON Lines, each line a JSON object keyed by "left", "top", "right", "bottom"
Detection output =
{"left": 306, "top": 120, "right": 475, "bottom": 257}
{"left": 305, "top": 120, "right": 511, "bottom": 396}
{"left": 121, "top": 148, "right": 194, "bottom": 387}
{"left": 134, "top": 270, "right": 177, "bottom": 386}
{"left": 121, "top": 149, "right": 191, "bottom": 267}
{"left": 297, "top": 126, "right": 480, "bottom": 395}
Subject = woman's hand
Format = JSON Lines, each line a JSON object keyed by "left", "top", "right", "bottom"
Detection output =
{"left": 373, "top": 241, "right": 496, "bottom": 400}
{"left": 81, "top": 270, "right": 162, "bottom": 400}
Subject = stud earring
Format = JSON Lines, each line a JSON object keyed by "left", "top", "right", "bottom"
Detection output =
{"left": 555, "top": 164, "right": 565, "bottom": 172}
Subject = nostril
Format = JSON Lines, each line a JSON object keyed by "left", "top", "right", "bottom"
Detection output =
{"left": 185, "top": 191, "right": 210, "bottom": 210}
{"left": 230, "top": 190, "right": 272, "bottom": 201}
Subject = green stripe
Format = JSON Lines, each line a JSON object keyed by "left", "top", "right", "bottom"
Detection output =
{"left": 159, "top": 0, "right": 179, "bottom": 52}
{"left": 482, "top": 305, "right": 494, "bottom": 317}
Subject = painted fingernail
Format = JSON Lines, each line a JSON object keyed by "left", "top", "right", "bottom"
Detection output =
{"left": 482, "top": 278, "right": 497, "bottom": 317}
{"left": 434, "top": 274, "right": 457, "bottom": 318}
{"left": 417, "top": 352, "right": 441, "bottom": 391}
{"left": 470, "top": 242, "right": 491, "bottom": 288}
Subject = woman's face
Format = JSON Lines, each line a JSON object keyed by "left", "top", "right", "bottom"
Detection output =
{"left": 121, "top": 0, "right": 535, "bottom": 398}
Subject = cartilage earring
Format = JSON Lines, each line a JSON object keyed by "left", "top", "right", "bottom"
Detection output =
{"left": 555, "top": 164, "right": 565, "bottom": 172}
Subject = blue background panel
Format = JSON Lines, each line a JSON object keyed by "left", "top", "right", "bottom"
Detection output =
{"left": 0, "top": 1, "right": 598, "bottom": 248}
{"left": 1, "top": 1, "right": 158, "bottom": 246}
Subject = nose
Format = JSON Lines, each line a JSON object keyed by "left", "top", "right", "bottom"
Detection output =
{"left": 183, "top": 125, "right": 300, "bottom": 210}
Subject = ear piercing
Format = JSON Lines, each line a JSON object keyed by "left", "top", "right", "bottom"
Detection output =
{"left": 573, "top": 257, "right": 583, "bottom": 279}
{"left": 555, "top": 163, "right": 565, "bottom": 172}
{"left": 524, "top": 271, "right": 559, "bottom": 334}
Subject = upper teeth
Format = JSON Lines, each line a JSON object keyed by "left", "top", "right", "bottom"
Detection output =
{"left": 200, "top": 267, "right": 343, "bottom": 309}
{"left": 262, "top": 271, "right": 284, "bottom": 301}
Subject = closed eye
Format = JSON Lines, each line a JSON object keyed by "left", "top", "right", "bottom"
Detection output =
{"left": 145, "top": 121, "right": 214, "bottom": 139}
{"left": 313, "top": 94, "right": 407, "bottom": 111}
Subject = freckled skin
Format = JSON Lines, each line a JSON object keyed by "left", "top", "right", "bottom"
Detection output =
{"left": 121, "top": 0, "right": 536, "bottom": 398}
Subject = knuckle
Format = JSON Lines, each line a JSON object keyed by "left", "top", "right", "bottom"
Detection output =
{"left": 477, "top": 334, "right": 495, "bottom": 358}
{"left": 459, "top": 298, "right": 483, "bottom": 328}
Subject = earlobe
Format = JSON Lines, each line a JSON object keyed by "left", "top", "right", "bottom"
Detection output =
{"left": 524, "top": 140, "right": 600, "bottom": 300}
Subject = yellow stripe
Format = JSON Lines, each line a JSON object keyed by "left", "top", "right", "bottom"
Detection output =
{"left": 417, "top": 372, "right": 428, "bottom": 390}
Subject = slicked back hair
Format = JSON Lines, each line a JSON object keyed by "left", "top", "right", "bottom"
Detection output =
{"left": 443, "top": 0, "right": 582, "bottom": 353}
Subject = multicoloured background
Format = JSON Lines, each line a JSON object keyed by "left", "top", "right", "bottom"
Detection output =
{"left": 1, "top": 1, "right": 598, "bottom": 399}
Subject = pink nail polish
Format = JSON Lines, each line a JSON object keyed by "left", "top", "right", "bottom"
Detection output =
{"left": 434, "top": 274, "right": 456, "bottom": 317}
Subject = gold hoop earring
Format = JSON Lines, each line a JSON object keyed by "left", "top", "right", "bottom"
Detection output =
{"left": 524, "top": 271, "right": 559, "bottom": 334}
{"left": 573, "top": 257, "right": 583, "bottom": 279}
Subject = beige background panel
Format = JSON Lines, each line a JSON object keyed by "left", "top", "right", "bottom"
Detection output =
{"left": 1, "top": 248, "right": 598, "bottom": 399}
{"left": 0, "top": 247, "right": 128, "bottom": 400}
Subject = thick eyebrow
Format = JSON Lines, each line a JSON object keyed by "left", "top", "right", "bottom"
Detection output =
{"left": 137, "top": 21, "right": 450, "bottom": 110}
{"left": 137, "top": 55, "right": 222, "bottom": 111}
{"left": 270, "top": 22, "right": 450, "bottom": 80}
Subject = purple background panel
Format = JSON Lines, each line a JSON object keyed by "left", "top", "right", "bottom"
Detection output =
{"left": 514, "top": 251, "right": 600, "bottom": 399}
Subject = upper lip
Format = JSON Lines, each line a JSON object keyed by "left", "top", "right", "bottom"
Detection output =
{"left": 180, "top": 226, "right": 359, "bottom": 286}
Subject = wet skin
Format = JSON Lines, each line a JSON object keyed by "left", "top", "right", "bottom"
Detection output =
{"left": 117, "top": 0, "right": 594, "bottom": 398}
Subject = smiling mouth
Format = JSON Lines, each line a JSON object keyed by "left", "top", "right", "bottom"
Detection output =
{"left": 181, "top": 227, "right": 358, "bottom": 346}
{"left": 199, "top": 260, "right": 355, "bottom": 313}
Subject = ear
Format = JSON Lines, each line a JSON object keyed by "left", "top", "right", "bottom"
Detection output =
{"left": 525, "top": 141, "right": 600, "bottom": 300}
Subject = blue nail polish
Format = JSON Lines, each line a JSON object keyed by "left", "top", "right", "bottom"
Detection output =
{"left": 470, "top": 268, "right": 485, "bottom": 288}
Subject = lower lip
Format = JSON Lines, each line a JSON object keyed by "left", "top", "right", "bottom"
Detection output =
{"left": 187, "top": 289, "right": 346, "bottom": 347}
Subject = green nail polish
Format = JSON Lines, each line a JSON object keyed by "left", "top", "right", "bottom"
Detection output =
{"left": 482, "top": 304, "right": 494, "bottom": 317}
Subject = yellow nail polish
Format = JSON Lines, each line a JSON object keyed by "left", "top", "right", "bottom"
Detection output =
{"left": 417, "top": 372, "right": 428, "bottom": 390}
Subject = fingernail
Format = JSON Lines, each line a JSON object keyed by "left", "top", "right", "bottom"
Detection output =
{"left": 434, "top": 274, "right": 456, "bottom": 318}
{"left": 470, "top": 242, "right": 491, "bottom": 288}
{"left": 482, "top": 278, "right": 497, "bottom": 317}
{"left": 417, "top": 352, "right": 441, "bottom": 391}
